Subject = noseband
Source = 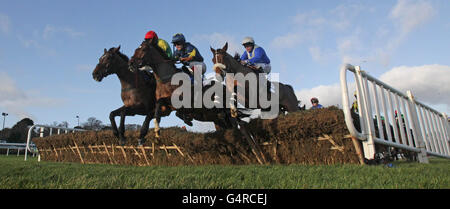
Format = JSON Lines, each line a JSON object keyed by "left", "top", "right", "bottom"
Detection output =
{"left": 213, "top": 51, "right": 227, "bottom": 76}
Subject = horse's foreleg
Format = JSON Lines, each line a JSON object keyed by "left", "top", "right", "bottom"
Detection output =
{"left": 119, "top": 107, "right": 128, "bottom": 145}
{"left": 110, "top": 106, "right": 125, "bottom": 138}
{"left": 138, "top": 113, "right": 153, "bottom": 146}
{"left": 153, "top": 101, "right": 162, "bottom": 141}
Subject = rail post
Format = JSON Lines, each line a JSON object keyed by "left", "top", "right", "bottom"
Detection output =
{"left": 407, "top": 91, "right": 428, "bottom": 163}
{"left": 355, "top": 66, "right": 376, "bottom": 159}
{"left": 340, "top": 63, "right": 449, "bottom": 162}
{"left": 25, "top": 125, "right": 85, "bottom": 161}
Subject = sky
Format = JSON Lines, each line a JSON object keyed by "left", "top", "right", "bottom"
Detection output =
{"left": 1, "top": 0, "right": 449, "bottom": 132}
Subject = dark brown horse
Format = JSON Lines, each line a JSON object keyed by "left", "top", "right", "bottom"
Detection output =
{"left": 92, "top": 46, "right": 171, "bottom": 145}
{"left": 211, "top": 43, "right": 301, "bottom": 115}
{"left": 129, "top": 41, "right": 242, "bottom": 139}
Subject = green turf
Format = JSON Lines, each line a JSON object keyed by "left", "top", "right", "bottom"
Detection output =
{"left": 0, "top": 155, "right": 449, "bottom": 189}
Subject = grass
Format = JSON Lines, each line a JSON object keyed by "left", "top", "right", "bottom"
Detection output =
{"left": 0, "top": 155, "right": 449, "bottom": 189}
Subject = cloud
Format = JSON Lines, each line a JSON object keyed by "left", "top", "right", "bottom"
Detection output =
{"left": 271, "top": 4, "right": 369, "bottom": 50}
{"left": 329, "top": 4, "right": 368, "bottom": 30}
{"left": 193, "top": 32, "right": 241, "bottom": 55}
{"left": 0, "top": 13, "right": 10, "bottom": 34}
{"left": 42, "top": 24, "right": 85, "bottom": 39}
{"left": 294, "top": 64, "right": 450, "bottom": 113}
{"left": 308, "top": 46, "right": 334, "bottom": 63}
{"left": 379, "top": 64, "right": 450, "bottom": 110}
{"left": 16, "top": 24, "right": 84, "bottom": 56}
{"left": 17, "top": 34, "right": 57, "bottom": 56}
{"left": 368, "top": 0, "right": 436, "bottom": 67}
{"left": 270, "top": 12, "right": 323, "bottom": 49}
{"left": 271, "top": 1, "right": 436, "bottom": 67}
{"left": 390, "top": 0, "right": 435, "bottom": 34}
{"left": 17, "top": 35, "right": 41, "bottom": 48}
{"left": 0, "top": 71, "right": 65, "bottom": 120}
{"left": 295, "top": 83, "right": 356, "bottom": 109}
{"left": 271, "top": 32, "right": 309, "bottom": 49}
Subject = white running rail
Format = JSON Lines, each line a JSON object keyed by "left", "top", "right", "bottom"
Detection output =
{"left": 340, "top": 64, "right": 450, "bottom": 163}
{"left": 24, "top": 124, "right": 85, "bottom": 161}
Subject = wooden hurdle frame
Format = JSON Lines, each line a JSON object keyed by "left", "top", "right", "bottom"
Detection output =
{"left": 37, "top": 143, "right": 194, "bottom": 166}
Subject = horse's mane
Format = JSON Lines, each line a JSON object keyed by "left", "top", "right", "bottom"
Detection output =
{"left": 109, "top": 47, "right": 129, "bottom": 62}
{"left": 233, "top": 53, "right": 241, "bottom": 61}
{"left": 221, "top": 51, "right": 253, "bottom": 72}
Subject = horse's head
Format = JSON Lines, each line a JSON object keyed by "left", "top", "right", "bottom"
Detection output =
{"left": 129, "top": 40, "right": 162, "bottom": 72}
{"left": 210, "top": 42, "right": 232, "bottom": 78}
{"left": 93, "top": 45, "right": 126, "bottom": 82}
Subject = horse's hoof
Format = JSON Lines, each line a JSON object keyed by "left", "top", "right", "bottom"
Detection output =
{"left": 138, "top": 138, "right": 146, "bottom": 146}
{"left": 153, "top": 136, "right": 160, "bottom": 145}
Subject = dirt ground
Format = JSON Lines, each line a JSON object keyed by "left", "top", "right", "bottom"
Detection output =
{"left": 33, "top": 107, "right": 361, "bottom": 166}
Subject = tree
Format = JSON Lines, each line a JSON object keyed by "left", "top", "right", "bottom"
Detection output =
{"left": 0, "top": 118, "right": 34, "bottom": 143}
{"left": 82, "top": 117, "right": 103, "bottom": 130}
{"left": 58, "top": 121, "right": 69, "bottom": 128}
{"left": 50, "top": 121, "right": 69, "bottom": 128}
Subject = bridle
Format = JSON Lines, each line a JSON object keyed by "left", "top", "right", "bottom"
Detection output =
{"left": 213, "top": 50, "right": 227, "bottom": 77}
{"left": 100, "top": 53, "right": 113, "bottom": 76}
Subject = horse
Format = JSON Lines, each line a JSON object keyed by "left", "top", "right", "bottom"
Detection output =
{"left": 211, "top": 43, "right": 301, "bottom": 115}
{"left": 130, "top": 41, "right": 274, "bottom": 164}
{"left": 128, "top": 41, "right": 244, "bottom": 140}
{"left": 92, "top": 46, "right": 171, "bottom": 145}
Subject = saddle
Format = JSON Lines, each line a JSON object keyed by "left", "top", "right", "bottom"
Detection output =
{"left": 248, "top": 65, "right": 264, "bottom": 75}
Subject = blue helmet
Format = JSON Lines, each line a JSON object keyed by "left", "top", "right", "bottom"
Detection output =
{"left": 172, "top": 33, "right": 186, "bottom": 45}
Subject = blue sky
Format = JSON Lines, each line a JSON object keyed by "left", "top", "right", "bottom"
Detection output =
{"left": 1, "top": 0, "right": 449, "bottom": 131}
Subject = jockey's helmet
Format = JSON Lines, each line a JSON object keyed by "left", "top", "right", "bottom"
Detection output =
{"left": 242, "top": 37, "right": 255, "bottom": 46}
{"left": 145, "top": 31, "right": 158, "bottom": 40}
{"left": 172, "top": 33, "right": 186, "bottom": 45}
{"left": 311, "top": 97, "right": 319, "bottom": 104}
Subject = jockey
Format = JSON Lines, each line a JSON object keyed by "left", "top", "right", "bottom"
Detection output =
{"left": 171, "top": 33, "right": 206, "bottom": 126}
{"left": 171, "top": 33, "right": 206, "bottom": 82}
{"left": 144, "top": 30, "right": 172, "bottom": 60}
{"left": 310, "top": 97, "right": 323, "bottom": 110}
{"left": 240, "top": 37, "right": 271, "bottom": 74}
{"left": 139, "top": 30, "right": 173, "bottom": 80}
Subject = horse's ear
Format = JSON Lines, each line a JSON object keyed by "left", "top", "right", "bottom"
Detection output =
{"left": 234, "top": 53, "right": 241, "bottom": 60}
{"left": 117, "top": 45, "right": 121, "bottom": 52}
{"left": 222, "top": 42, "right": 228, "bottom": 52}
{"left": 104, "top": 48, "right": 107, "bottom": 53}
{"left": 210, "top": 46, "right": 215, "bottom": 54}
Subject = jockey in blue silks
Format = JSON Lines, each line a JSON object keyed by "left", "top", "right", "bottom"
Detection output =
{"left": 240, "top": 37, "right": 271, "bottom": 74}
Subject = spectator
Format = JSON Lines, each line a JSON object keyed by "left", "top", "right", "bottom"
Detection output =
{"left": 310, "top": 97, "right": 323, "bottom": 110}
